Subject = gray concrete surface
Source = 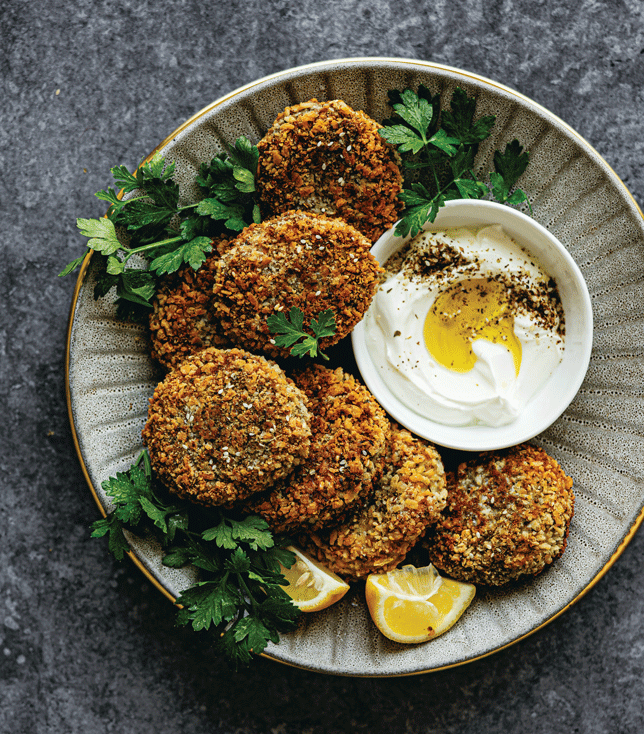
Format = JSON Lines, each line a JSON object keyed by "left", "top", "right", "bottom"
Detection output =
{"left": 2, "top": 0, "right": 644, "bottom": 732}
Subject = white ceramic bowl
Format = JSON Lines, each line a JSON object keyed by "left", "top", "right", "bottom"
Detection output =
{"left": 352, "top": 199, "right": 594, "bottom": 452}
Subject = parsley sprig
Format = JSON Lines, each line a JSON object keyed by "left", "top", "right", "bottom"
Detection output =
{"left": 91, "top": 451, "right": 300, "bottom": 668}
{"left": 380, "top": 86, "right": 532, "bottom": 238}
{"left": 267, "top": 306, "right": 336, "bottom": 360}
{"left": 60, "top": 137, "right": 261, "bottom": 319}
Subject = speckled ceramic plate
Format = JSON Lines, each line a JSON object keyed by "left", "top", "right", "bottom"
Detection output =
{"left": 66, "top": 58, "right": 644, "bottom": 677}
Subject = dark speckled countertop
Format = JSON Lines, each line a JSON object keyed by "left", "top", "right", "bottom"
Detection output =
{"left": 2, "top": 1, "right": 644, "bottom": 732}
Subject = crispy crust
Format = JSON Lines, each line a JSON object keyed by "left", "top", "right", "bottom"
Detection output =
{"left": 302, "top": 425, "right": 447, "bottom": 581}
{"left": 257, "top": 99, "right": 404, "bottom": 243}
{"left": 148, "top": 235, "right": 232, "bottom": 370}
{"left": 142, "top": 347, "right": 311, "bottom": 507}
{"left": 210, "top": 210, "right": 382, "bottom": 359}
{"left": 424, "top": 444, "right": 575, "bottom": 586}
{"left": 244, "top": 364, "right": 389, "bottom": 533}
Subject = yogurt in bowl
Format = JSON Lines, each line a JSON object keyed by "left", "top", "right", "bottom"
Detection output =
{"left": 351, "top": 199, "right": 593, "bottom": 452}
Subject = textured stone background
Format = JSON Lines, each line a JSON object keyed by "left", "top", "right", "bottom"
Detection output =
{"left": 2, "top": 1, "right": 644, "bottom": 732}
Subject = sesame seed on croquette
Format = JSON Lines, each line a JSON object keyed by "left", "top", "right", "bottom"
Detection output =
{"left": 302, "top": 425, "right": 447, "bottom": 581}
{"left": 424, "top": 443, "right": 575, "bottom": 586}
{"left": 244, "top": 364, "right": 389, "bottom": 534}
{"left": 256, "top": 99, "right": 404, "bottom": 243}
{"left": 142, "top": 347, "right": 311, "bottom": 507}
{"left": 210, "top": 210, "right": 383, "bottom": 359}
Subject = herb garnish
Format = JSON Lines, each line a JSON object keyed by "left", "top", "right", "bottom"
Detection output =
{"left": 91, "top": 451, "right": 300, "bottom": 668}
{"left": 267, "top": 306, "right": 336, "bottom": 360}
{"left": 490, "top": 139, "right": 531, "bottom": 209}
{"left": 380, "top": 86, "right": 531, "bottom": 238}
{"left": 59, "top": 137, "right": 261, "bottom": 319}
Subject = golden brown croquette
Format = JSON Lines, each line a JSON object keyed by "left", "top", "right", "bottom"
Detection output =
{"left": 302, "top": 425, "right": 447, "bottom": 581}
{"left": 244, "top": 364, "right": 389, "bottom": 533}
{"left": 142, "top": 347, "right": 311, "bottom": 507}
{"left": 256, "top": 99, "right": 404, "bottom": 243}
{"left": 148, "top": 235, "right": 232, "bottom": 370}
{"left": 424, "top": 443, "right": 575, "bottom": 586}
{"left": 210, "top": 210, "right": 382, "bottom": 359}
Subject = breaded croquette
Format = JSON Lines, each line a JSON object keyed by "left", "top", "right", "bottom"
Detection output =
{"left": 302, "top": 425, "right": 447, "bottom": 581}
{"left": 210, "top": 210, "right": 382, "bottom": 359}
{"left": 424, "top": 443, "right": 574, "bottom": 586}
{"left": 142, "top": 347, "right": 311, "bottom": 507}
{"left": 245, "top": 364, "right": 389, "bottom": 533}
{"left": 148, "top": 235, "right": 231, "bottom": 370}
{"left": 256, "top": 99, "right": 404, "bottom": 243}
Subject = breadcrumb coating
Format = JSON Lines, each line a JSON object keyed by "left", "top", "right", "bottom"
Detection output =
{"left": 149, "top": 235, "right": 232, "bottom": 370}
{"left": 425, "top": 444, "right": 575, "bottom": 586}
{"left": 302, "top": 425, "right": 447, "bottom": 581}
{"left": 245, "top": 364, "right": 389, "bottom": 533}
{"left": 142, "top": 347, "right": 311, "bottom": 507}
{"left": 257, "top": 99, "right": 404, "bottom": 243}
{"left": 211, "top": 210, "right": 382, "bottom": 359}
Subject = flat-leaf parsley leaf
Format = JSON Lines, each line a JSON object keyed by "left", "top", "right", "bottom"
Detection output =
{"left": 490, "top": 139, "right": 532, "bottom": 212}
{"left": 380, "top": 86, "right": 532, "bottom": 237}
{"left": 267, "top": 306, "right": 336, "bottom": 360}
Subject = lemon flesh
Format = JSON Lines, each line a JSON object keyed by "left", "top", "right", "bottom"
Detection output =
{"left": 279, "top": 546, "right": 350, "bottom": 612}
{"left": 365, "top": 564, "right": 476, "bottom": 644}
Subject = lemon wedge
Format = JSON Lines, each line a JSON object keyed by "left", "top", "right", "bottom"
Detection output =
{"left": 279, "top": 546, "right": 351, "bottom": 612}
{"left": 365, "top": 564, "right": 475, "bottom": 643}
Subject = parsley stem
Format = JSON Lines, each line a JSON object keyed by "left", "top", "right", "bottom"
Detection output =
{"left": 430, "top": 158, "right": 441, "bottom": 193}
{"left": 120, "top": 235, "right": 184, "bottom": 262}
{"left": 108, "top": 195, "right": 195, "bottom": 217}
{"left": 111, "top": 194, "right": 149, "bottom": 208}
{"left": 141, "top": 449, "right": 152, "bottom": 477}
{"left": 237, "top": 573, "right": 257, "bottom": 612}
